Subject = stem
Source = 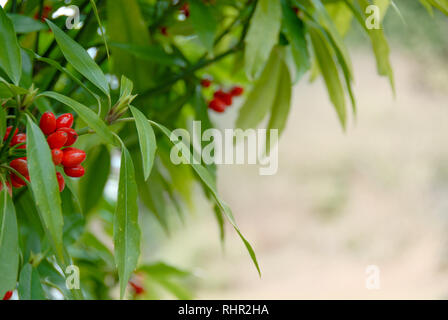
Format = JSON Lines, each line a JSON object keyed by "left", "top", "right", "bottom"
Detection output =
{"left": 0, "top": 98, "right": 22, "bottom": 160}
{"left": 139, "top": 44, "right": 242, "bottom": 99}
{"left": 34, "top": 0, "right": 44, "bottom": 56}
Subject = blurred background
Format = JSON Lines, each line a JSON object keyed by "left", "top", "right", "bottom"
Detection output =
{"left": 139, "top": 1, "right": 448, "bottom": 299}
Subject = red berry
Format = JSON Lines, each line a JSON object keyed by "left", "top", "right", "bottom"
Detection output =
{"left": 3, "top": 126, "right": 18, "bottom": 141}
{"left": 47, "top": 131, "right": 68, "bottom": 149}
{"left": 10, "top": 133, "right": 26, "bottom": 149}
{"left": 10, "top": 158, "right": 29, "bottom": 184}
{"left": 64, "top": 165, "right": 85, "bottom": 178}
{"left": 201, "top": 79, "right": 212, "bottom": 88}
{"left": 230, "top": 86, "right": 244, "bottom": 97}
{"left": 214, "top": 90, "right": 232, "bottom": 106}
{"left": 208, "top": 99, "right": 226, "bottom": 113}
{"left": 56, "top": 172, "right": 65, "bottom": 192}
{"left": 62, "top": 148, "right": 86, "bottom": 167}
{"left": 10, "top": 174, "right": 25, "bottom": 188}
{"left": 129, "top": 281, "right": 145, "bottom": 295}
{"left": 2, "top": 290, "right": 13, "bottom": 300}
{"left": 51, "top": 149, "right": 63, "bottom": 165}
{"left": 39, "top": 111, "right": 57, "bottom": 135}
{"left": 56, "top": 113, "right": 74, "bottom": 129}
{"left": 56, "top": 128, "right": 78, "bottom": 146}
{"left": 160, "top": 26, "right": 168, "bottom": 36}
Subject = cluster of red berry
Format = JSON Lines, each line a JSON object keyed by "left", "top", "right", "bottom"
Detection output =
{"left": 0, "top": 112, "right": 86, "bottom": 193}
{"left": 39, "top": 112, "right": 86, "bottom": 191}
{"left": 207, "top": 85, "right": 244, "bottom": 113}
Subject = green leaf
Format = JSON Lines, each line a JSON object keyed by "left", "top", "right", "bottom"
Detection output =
{"left": 0, "top": 188, "right": 19, "bottom": 296}
{"left": 0, "top": 107, "right": 6, "bottom": 138}
{"left": 149, "top": 120, "right": 261, "bottom": 276}
{"left": 40, "top": 91, "right": 115, "bottom": 145}
{"left": 281, "top": 0, "right": 310, "bottom": 80}
{"left": 309, "top": 26, "right": 346, "bottom": 128}
{"left": 349, "top": 0, "right": 395, "bottom": 92}
{"left": 189, "top": 0, "right": 217, "bottom": 52}
{"left": 46, "top": 19, "right": 110, "bottom": 97}
{"left": 0, "top": 6, "right": 22, "bottom": 85}
{"left": 237, "top": 49, "right": 282, "bottom": 129}
{"left": 18, "top": 263, "right": 46, "bottom": 300}
{"left": 138, "top": 262, "right": 191, "bottom": 278}
{"left": 28, "top": 50, "right": 101, "bottom": 105}
{"left": 130, "top": 106, "right": 157, "bottom": 181}
{"left": 107, "top": 0, "right": 154, "bottom": 91}
{"left": 110, "top": 42, "right": 187, "bottom": 67}
{"left": 244, "top": 0, "right": 282, "bottom": 80}
{"left": 26, "top": 116, "right": 65, "bottom": 264}
{"left": 425, "top": 0, "right": 448, "bottom": 14}
{"left": 309, "top": 0, "right": 353, "bottom": 78}
{"left": 79, "top": 145, "right": 111, "bottom": 214}
{"left": 120, "top": 75, "right": 133, "bottom": 97}
{"left": 135, "top": 163, "right": 169, "bottom": 233}
{"left": 139, "top": 262, "right": 193, "bottom": 299}
{"left": 266, "top": 61, "right": 292, "bottom": 153}
{"left": 0, "top": 76, "right": 28, "bottom": 96}
{"left": 7, "top": 14, "right": 47, "bottom": 33}
{"left": 61, "top": 186, "right": 85, "bottom": 247}
{"left": 114, "top": 143, "right": 141, "bottom": 299}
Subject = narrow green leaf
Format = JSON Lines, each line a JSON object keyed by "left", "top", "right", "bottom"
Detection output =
{"left": 281, "top": 0, "right": 310, "bottom": 80}
{"left": 18, "top": 263, "right": 46, "bottom": 300}
{"left": 0, "top": 6, "right": 22, "bottom": 85}
{"left": 149, "top": 120, "right": 261, "bottom": 276}
{"left": 139, "top": 263, "right": 190, "bottom": 280}
{"left": 130, "top": 106, "right": 157, "bottom": 181}
{"left": 120, "top": 75, "right": 133, "bottom": 98}
{"left": 189, "top": 0, "right": 217, "bottom": 52}
{"left": 114, "top": 143, "right": 141, "bottom": 299}
{"left": 26, "top": 116, "right": 65, "bottom": 264}
{"left": 7, "top": 14, "right": 47, "bottom": 33}
{"left": 107, "top": 0, "right": 154, "bottom": 90}
{"left": 28, "top": 50, "right": 101, "bottom": 105}
{"left": 309, "top": 0, "right": 354, "bottom": 78}
{"left": 425, "top": 0, "right": 448, "bottom": 14}
{"left": 237, "top": 49, "right": 282, "bottom": 129}
{"left": 244, "top": 0, "right": 282, "bottom": 80}
{"left": 353, "top": 0, "right": 395, "bottom": 92}
{"left": 46, "top": 19, "right": 110, "bottom": 96}
{"left": 309, "top": 26, "right": 346, "bottom": 128}
{"left": 0, "top": 76, "right": 28, "bottom": 96}
{"left": 266, "top": 61, "right": 292, "bottom": 154}
{"left": 0, "top": 188, "right": 19, "bottom": 297}
{"left": 79, "top": 145, "right": 111, "bottom": 214}
{"left": 135, "top": 163, "right": 170, "bottom": 233}
{"left": 0, "top": 107, "right": 6, "bottom": 138}
{"left": 61, "top": 186, "right": 85, "bottom": 247}
{"left": 40, "top": 91, "right": 115, "bottom": 145}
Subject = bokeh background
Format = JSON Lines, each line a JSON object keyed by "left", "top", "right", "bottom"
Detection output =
{"left": 140, "top": 2, "right": 448, "bottom": 299}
